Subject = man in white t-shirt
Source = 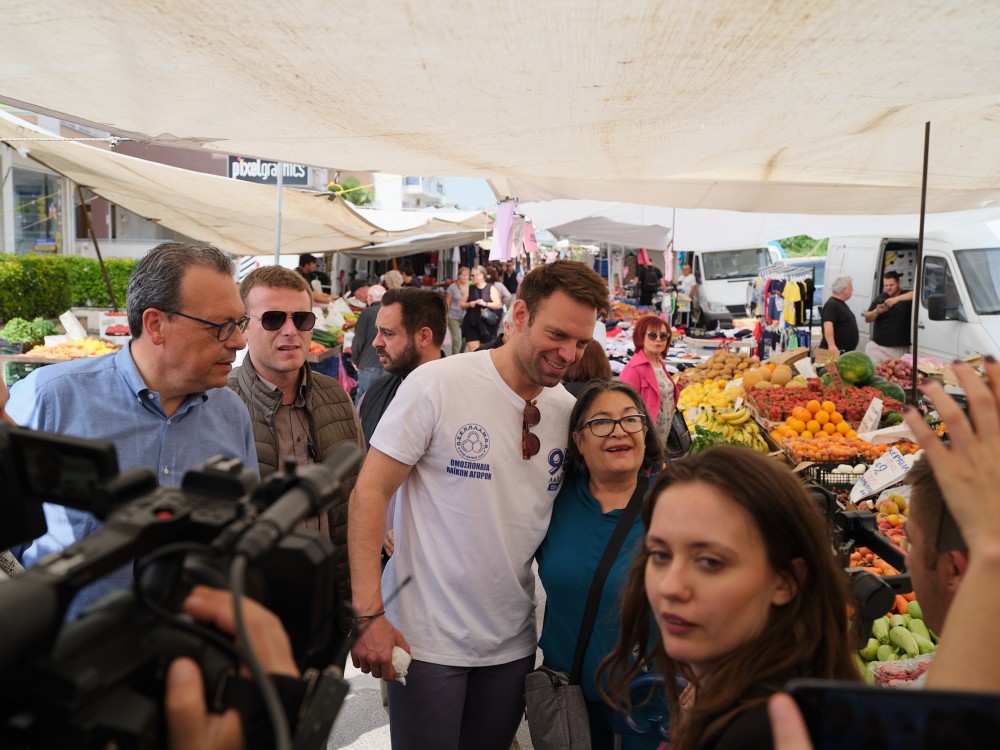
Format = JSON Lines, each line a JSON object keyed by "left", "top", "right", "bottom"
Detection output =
{"left": 348, "top": 260, "right": 610, "bottom": 750}
{"left": 679, "top": 262, "right": 697, "bottom": 298}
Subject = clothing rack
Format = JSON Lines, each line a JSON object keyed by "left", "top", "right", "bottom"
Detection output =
{"left": 750, "top": 263, "right": 818, "bottom": 357}
{"left": 757, "top": 262, "right": 816, "bottom": 282}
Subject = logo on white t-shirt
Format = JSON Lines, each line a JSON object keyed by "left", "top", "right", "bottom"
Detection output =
{"left": 455, "top": 423, "right": 490, "bottom": 460}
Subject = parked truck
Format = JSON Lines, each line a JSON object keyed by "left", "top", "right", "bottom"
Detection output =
{"left": 685, "top": 245, "right": 783, "bottom": 327}
{"left": 824, "top": 224, "right": 1000, "bottom": 361}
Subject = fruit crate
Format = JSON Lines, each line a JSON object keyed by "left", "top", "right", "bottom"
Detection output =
{"left": 799, "top": 460, "right": 866, "bottom": 490}
{"left": 0, "top": 338, "right": 29, "bottom": 355}
{"left": 1, "top": 355, "right": 67, "bottom": 387}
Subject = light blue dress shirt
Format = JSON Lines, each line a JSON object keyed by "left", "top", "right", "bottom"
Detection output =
{"left": 8, "top": 344, "right": 258, "bottom": 619}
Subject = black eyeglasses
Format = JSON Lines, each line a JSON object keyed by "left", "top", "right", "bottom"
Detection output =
{"left": 165, "top": 310, "right": 249, "bottom": 341}
{"left": 580, "top": 415, "right": 647, "bottom": 437}
{"left": 523, "top": 400, "right": 540, "bottom": 460}
{"left": 250, "top": 311, "right": 317, "bottom": 332}
{"left": 646, "top": 331, "right": 670, "bottom": 341}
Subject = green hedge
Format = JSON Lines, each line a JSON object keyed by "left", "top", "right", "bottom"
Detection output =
{"left": 0, "top": 257, "right": 29, "bottom": 320}
{"left": 62, "top": 255, "right": 135, "bottom": 308}
{"left": 0, "top": 254, "right": 136, "bottom": 320}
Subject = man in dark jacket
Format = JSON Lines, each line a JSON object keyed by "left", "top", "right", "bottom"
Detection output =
{"left": 228, "top": 265, "right": 364, "bottom": 640}
{"left": 351, "top": 284, "right": 387, "bottom": 405}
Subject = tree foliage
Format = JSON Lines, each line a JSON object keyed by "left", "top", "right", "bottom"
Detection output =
{"left": 328, "top": 177, "right": 374, "bottom": 206}
{"left": 778, "top": 235, "right": 828, "bottom": 257}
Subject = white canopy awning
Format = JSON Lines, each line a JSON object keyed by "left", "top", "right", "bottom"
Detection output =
{"left": 345, "top": 230, "right": 489, "bottom": 259}
{"left": 0, "top": 111, "right": 492, "bottom": 256}
{"left": 3, "top": 2, "right": 1000, "bottom": 215}
{"left": 523, "top": 199, "right": 1000, "bottom": 252}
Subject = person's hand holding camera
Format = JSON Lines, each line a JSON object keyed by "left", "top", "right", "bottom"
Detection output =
{"left": 165, "top": 586, "right": 298, "bottom": 750}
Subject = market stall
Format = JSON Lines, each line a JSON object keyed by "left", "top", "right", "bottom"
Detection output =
{"left": 666, "top": 344, "right": 989, "bottom": 688}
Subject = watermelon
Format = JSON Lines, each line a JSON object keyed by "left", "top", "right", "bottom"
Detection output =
{"left": 837, "top": 352, "right": 876, "bottom": 386}
{"left": 820, "top": 373, "right": 833, "bottom": 387}
{"left": 870, "top": 378, "right": 907, "bottom": 404}
{"left": 868, "top": 375, "right": 889, "bottom": 386}
{"left": 883, "top": 411, "right": 905, "bottom": 426}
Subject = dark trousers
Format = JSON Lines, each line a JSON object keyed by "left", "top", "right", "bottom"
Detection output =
{"left": 386, "top": 654, "right": 534, "bottom": 750}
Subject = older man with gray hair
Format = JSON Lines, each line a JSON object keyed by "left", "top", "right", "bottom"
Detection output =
{"left": 818, "top": 275, "right": 859, "bottom": 355}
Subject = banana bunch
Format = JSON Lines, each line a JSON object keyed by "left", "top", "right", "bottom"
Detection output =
{"left": 688, "top": 406, "right": 770, "bottom": 453}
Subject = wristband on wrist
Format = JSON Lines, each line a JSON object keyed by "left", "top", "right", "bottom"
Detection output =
{"left": 352, "top": 610, "right": 384, "bottom": 626}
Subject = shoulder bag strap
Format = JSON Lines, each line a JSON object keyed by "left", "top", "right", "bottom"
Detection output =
{"left": 569, "top": 476, "right": 649, "bottom": 684}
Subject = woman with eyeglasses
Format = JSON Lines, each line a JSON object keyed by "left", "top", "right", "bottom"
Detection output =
{"left": 618, "top": 315, "right": 678, "bottom": 450}
{"left": 534, "top": 380, "right": 668, "bottom": 749}
{"left": 460, "top": 264, "right": 502, "bottom": 352}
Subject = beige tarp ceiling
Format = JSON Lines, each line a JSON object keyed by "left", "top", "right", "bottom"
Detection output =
{"left": 0, "top": 112, "right": 491, "bottom": 256}
{"left": 3, "top": 2, "right": 1000, "bottom": 215}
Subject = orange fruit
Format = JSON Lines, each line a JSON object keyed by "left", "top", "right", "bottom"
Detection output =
{"left": 821, "top": 400, "right": 836, "bottom": 413}
{"left": 836, "top": 421, "right": 850, "bottom": 435}
{"left": 800, "top": 430, "right": 814, "bottom": 439}
{"left": 845, "top": 429, "right": 857, "bottom": 439}
{"left": 790, "top": 419, "right": 806, "bottom": 433}
{"left": 814, "top": 410, "right": 830, "bottom": 425}
{"left": 806, "top": 420, "right": 821, "bottom": 434}
{"left": 830, "top": 412, "right": 844, "bottom": 425}
{"left": 786, "top": 416, "right": 796, "bottom": 425}
{"left": 806, "top": 400, "right": 821, "bottom": 414}
{"left": 823, "top": 422, "right": 837, "bottom": 435}
{"left": 794, "top": 406, "right": 812, "bottom": 422}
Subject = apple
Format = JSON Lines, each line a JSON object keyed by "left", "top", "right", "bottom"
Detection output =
{"left": 877, "top": 500, "right": 900, "bottom": 515}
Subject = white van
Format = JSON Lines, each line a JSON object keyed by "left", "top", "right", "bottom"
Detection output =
{"left": 824, "top": 225, "right": 1000, "bottom": 361}
{"left": 686, "top": 245, "right": 782, "bottom": 327}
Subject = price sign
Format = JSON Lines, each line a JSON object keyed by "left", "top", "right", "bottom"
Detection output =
{"left": 858, "top": 397, "right": 884, "bottom": 435}
{"left": 857, "top": 422, "right": 919, "bottom": 446}
{"left": 849, "top": 447, "right": 911, "bottom": 503}
{"left": 825, "top": 360, "right": 846, "bottom": 391}
{"left": 794, "top": 358, "right": 817, "bottom": 380}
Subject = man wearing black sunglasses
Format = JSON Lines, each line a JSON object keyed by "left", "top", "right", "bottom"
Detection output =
{"left": 228, "top": 265, "right": 364, "bottom": 639}
{"left": 349, "top": 260, "right": 609, "bottom": 749}
{"left": 7, "top": 242, "right": 258, "bottom": 620}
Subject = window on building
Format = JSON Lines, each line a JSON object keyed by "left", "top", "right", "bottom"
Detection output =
{"left": 13, "top": 168, "right": 64, "bottom": 254}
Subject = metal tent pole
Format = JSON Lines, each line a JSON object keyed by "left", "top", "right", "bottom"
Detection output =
{"left": 274, "top": 164, "right": 284, "bottom": 264}
{"left": 910, "top": 123, "right": 930, "bottom": 405}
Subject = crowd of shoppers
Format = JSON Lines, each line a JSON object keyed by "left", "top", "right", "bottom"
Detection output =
{"left": 2, "top": 242, "right": 998, "bottom": 750}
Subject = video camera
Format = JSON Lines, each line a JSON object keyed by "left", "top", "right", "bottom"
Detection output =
{"left": 0, "top": 422, "right": 361, "bottom": 750}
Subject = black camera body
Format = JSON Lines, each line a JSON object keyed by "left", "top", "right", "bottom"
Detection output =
{"left": 0, "top": 423, "right": 360, "bottom": 749}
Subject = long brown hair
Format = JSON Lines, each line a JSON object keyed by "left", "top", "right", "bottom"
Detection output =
{"left": 563, "top": 339, "right": 613, "bottom": 384}
{"left": 597, "top": 446, "right": 859, "bottom": 750}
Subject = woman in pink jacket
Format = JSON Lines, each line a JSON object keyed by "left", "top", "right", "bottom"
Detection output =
{"left": 618, "top": 315, "right": 677, "bottom": 448}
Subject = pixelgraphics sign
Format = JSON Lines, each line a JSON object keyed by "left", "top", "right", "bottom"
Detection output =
{"left": 228, "top": 156, "right": 309, "bottom": 186}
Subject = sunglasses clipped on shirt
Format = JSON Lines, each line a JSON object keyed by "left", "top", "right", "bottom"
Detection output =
{"left": 646, "top": 331, "right": 670, "bottom": 341}
{"left": 251, "top": 311, "right": 317, "bottom": 331}
{"left": 522, "top": 400, "right": 541, "bottom": 460}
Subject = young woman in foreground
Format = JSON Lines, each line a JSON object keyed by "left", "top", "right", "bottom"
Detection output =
{"left": 599, "top": 446, "right": 858, "bottom": 750}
